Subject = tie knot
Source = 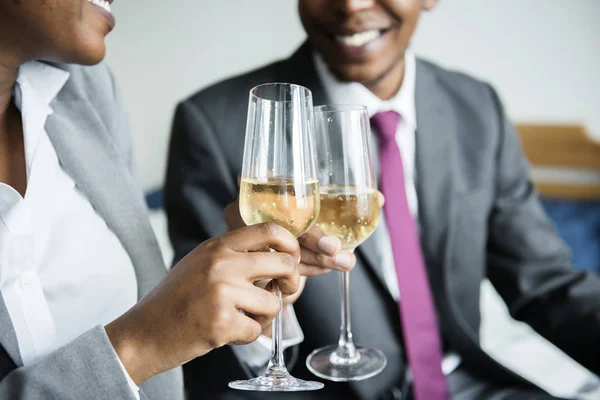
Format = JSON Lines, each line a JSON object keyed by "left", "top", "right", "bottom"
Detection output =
{"left": 370, "top": 111, "right": 401, "bottom": 144}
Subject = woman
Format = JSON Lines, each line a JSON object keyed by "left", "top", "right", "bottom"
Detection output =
{"left": 0, "top": 0, "right": 350, "bottom": 398}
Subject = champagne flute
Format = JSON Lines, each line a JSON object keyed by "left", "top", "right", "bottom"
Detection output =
{"left": 306, "top": 105, "right": 387, "bottom": 381}
{"left": 229, "top": 83, "right": 324, "bottom": 391}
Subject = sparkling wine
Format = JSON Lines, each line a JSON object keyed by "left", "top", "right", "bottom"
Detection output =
{"left": 316, "top": 185, "right": 380, "bottom": 250}
{"left": 239, "top": 178, "right": 320, "bottom": 238}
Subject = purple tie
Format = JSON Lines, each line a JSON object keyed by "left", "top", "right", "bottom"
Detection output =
{"left": 371, "top": 111, "right": 449, "bottom": 400}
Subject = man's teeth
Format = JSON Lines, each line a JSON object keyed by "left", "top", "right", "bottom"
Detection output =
{"left": 88, "top": 0, "right": 111, "bottom": 13}
{"left": 336, "top": 30, "right": 381, "bottom": 47}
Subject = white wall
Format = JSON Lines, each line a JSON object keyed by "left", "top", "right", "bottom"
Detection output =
{"left": 412, "top": 0, "right": 600, "bottom": 136}
{"left": 105, "top": 0, "right": 600, "bottom": 190}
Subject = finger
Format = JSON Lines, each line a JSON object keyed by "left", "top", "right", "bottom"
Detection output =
{"left": 245, "top": 313, "right": 272, "bottom": 331}
{"left": 224, "top": 201, "right": 245, "bottom": 231}
{"left": 260, "top": 280, "right": 298, "bottom": 297}
{"left": 274, "top": 270, "right": 300, "bottom": 297}
{"left": 298, "top": 225, "right": 341, "bottom": 257}
{"left": 223, "top": 223, "right": 300, "bottom": 260}
{"left": 234, "top": 284, "right": 281, "bottom": 318}
{"left": 228, "top": 313, "right": 263, "bottom": 346}
{"left": 282, "top": 276, "right": 306, "bottom": 305}
{"left": 298, "top": 263, "right": 334, "bottom": 277}
{"left": 299, "top": 248, "right": 356, "bottom": 273}
{"left": 235, "top": 252, "right": 300, "bottom": 295}
{"left": 378, "top": 190, "right": 385, "bottom": 208}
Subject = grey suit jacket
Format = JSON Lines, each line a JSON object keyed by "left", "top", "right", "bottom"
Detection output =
{"left": 166, "top": 43, "right": 600, "bottom": 399}
{"left": 0, "top": 63, "right": 184, "bottom": 399}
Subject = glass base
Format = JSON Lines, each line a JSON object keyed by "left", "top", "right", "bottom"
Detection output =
{"left": 228, "top": 372, "right": 324, "bottom": 392}
{"left": 306, "top": 345, "right": 387, "bottom": 382}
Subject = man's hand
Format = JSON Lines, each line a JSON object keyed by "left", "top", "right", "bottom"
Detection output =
{"left": 105, "top": 223, "right": 301, "bottom": 385}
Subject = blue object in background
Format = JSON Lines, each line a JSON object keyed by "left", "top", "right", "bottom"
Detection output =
{"left": 145, "top": 189, "right": 164, "bottom": 210}
{"left": 541, "top": 198, "right": 600, "bottom": 273}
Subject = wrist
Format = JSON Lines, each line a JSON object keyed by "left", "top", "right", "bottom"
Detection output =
{"left": 105, "top": 314, "right": 157, "bottom": 385}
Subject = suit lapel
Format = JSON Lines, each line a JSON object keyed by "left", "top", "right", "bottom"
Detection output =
{"left": 45, "top": 98, "right": 166, "bottom": 300}
{"left": 414, "top": 60, "right": 457, "bottom": 285}
{"left": 355, "top": 60, "right": 461, "bottom": 300}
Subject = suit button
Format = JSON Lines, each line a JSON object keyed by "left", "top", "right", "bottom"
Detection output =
{"left": 19, "top": 271, "right": 36, "bottom": 291}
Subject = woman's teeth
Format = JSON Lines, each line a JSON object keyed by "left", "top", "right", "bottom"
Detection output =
{"left": 88, "top": 0, "right": 111, "bottom": 13}
{"left": 336, "top": 29, "right": 381, "bottom": 47}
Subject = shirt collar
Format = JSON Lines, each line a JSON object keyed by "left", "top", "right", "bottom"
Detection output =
{"left": 12, "top": 61, "right": 70, "bottom": 183}
{"left": 313, "top": 49, "right": 417, "bottom": 130}
{"left": 14, "top": 61, "right": 70, "bottom": 112}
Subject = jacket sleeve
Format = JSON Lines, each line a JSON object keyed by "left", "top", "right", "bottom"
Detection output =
{"left": 485, "top": 85, "right": 600, "bottom": 375}
{"left": 0, "top": 326, "right": 139, "bottom": 399}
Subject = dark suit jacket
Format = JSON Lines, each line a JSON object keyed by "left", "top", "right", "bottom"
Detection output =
{"left": 166, "top": 43, "right": 600, "bottom": 399}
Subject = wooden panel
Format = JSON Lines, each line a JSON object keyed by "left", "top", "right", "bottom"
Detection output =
{"left": 535, "top": 183, "right": 600, "bottom": 200}
{"left": 517, "top": 124, "right": 600, "bottom": 170}
{"left": 516, "top": 124, "right": 600, "bottom": 199}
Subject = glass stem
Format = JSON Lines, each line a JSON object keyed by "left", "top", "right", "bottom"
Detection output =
{"left": 265, "top": 283, "right": 287, "bottom": 376}
{"left": 334, "top": 270, "right": 358, "bottom": 363}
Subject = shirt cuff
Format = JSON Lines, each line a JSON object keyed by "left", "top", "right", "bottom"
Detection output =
{"left": 116, "top": 355, "right": 141, "bottom": 400}
{"left": 231, "top": 305, "right": 304, "bottom": 368}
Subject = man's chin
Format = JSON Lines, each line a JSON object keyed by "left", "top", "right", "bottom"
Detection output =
{"left": 329, "top": 63, "right": 384, "bottom": 85}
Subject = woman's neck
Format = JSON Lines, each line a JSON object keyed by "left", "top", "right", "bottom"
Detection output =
{"left": 0, "top": 61, "right": 19, "bottom": 128}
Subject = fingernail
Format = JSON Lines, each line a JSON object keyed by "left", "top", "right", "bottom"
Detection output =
{"left": 334, "top": 252, "right": 354, "bottom": 270}
{"left": 318, "top": 236, "right": 340, "bottom": 255}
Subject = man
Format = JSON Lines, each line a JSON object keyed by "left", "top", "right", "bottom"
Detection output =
{"left": 166, "top": 0, "right": 600, "bottom": 399}
{"left": 0, "top": 0, "right": 337, "bottom": 398}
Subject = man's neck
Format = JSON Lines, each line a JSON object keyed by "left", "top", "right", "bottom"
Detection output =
{"left": 364, "top": 56, "right": 406, "bottom": 101}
